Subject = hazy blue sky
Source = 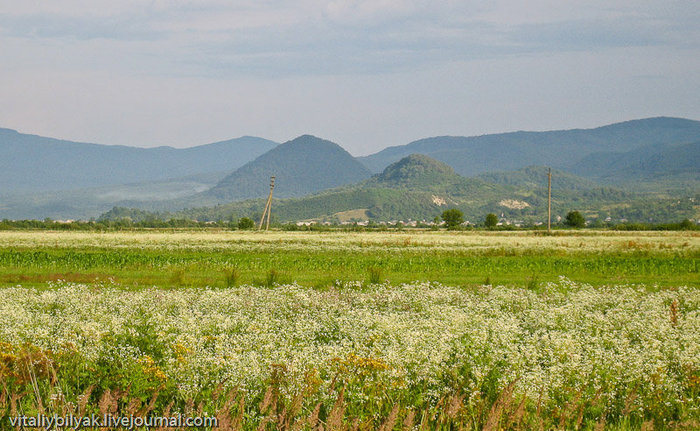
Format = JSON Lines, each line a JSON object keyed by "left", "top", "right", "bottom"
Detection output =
{"left": 1, "top": 1, "right": 698, "bottom": 155}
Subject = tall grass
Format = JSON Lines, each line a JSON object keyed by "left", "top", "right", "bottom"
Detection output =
{"left": 265, "top": 269, "right": 281, "bottom": 287}
{"left": 1, "top": 369, "right": 669, "bottom": 430}
{"left": 169, "top": 268, "right": 186, "bottom": 286}
{"left": 367, "top": 266, "right": 383, "bottom": 285}
{"left": 2, "top": 281, "right": 699, "bottom": 429}
{"left": 224, "top": 267, "right": 241, "bottom": 287}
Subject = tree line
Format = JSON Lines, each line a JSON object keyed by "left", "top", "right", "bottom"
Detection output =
{"left": 0, "top": 213, "right": 696, "bottom": 231}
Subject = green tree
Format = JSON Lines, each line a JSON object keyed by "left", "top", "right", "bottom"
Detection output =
{"left": 565, "top": 210, "right": 586, "bottom": 228}
{"left": 484, "top": 213, "right": 498, "bottom": 228}
{"left": 441, "top": 208, "right": 464, "bottom": 230}
{"left": 680, "top": 219, "right": 695, "bottom": 230}
{"left": 237, "top": 217, "right": 255, "bottom": 230}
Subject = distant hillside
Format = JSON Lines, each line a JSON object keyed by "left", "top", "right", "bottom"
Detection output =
{"left": 478, "top": 166, "right": 600, "bottom": 191}
{"left": 358, "top": 118, "right": 700, "bottom": 181}
{"left": 0, "top": 128, "right": 277, "bottom": 192}
{"left": 0, "top": 171, "right": 227, "bottom": 220}
{"left": 370, "top": 154, "right": 460, "bottom": 188}
{"left": 204, "top": 135, "right": 372, "bottom": 201}
{"left": 572, "top": 141, "right": 700, "bottom": 180}
{"left": 364, "top": 154, "right": 505, "bottom": 199}
{"left": 125, "top": 154, "right": 506, "bottom": 222}
{"left": 100, "top": 153, "right": 698, "bottom": 225}
{"left": 567, "top": 140, "right": 700, "bottom": 195}
{"left": 6, "top": 117, "right": 700, "bottom": 221}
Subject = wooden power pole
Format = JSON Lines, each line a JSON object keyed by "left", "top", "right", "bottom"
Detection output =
{"left": 258, "top": 176, "right": 275, "bottom": 230}
{"left": 547, "top": 168, "right": 552, "bottom": 232}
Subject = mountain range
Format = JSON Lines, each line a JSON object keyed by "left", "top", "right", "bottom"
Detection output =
{"left": 1, "top": 117, "right": 698, "bottom": 222}
{"left": 357, "top": 117, "right": 700, "bottom": 186}
{"left": 0, "top": 127, "right": 277, "bottom": 192}
{"left": 205, "top": 135, "right": 372, "bottom": 201}
{"left": 112, "top": 154, "right": 690, "bottom": 225}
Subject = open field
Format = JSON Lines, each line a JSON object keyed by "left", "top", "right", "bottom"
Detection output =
{"left": 0, "top": 230, "right": 698, "bottom": 288}
{"left": 1, "top": 230, "right": 699, "bottom": 429}
{"left": 2, "top": 280, "right": 700, "bottom": 429}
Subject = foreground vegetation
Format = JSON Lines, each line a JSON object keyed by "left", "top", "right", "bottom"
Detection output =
{"left": 2, "top": 280, "right": 699, "bottom": 429}
{"left": 1, "top": 231, "right": 698, "bottom": 429}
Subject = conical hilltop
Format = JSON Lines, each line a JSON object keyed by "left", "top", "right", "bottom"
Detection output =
{"left": 205, "top": 135, "right": 372, "bottom": 201}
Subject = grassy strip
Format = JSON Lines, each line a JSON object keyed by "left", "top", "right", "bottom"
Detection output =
{"left": 0, "top": 247, "right": 697, "bottom": 288}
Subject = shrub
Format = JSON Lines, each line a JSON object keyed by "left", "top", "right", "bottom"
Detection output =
{"left": 680, "top": 219, "right": 696, "bottom": 230}
{"left": 237, "top": 217, "right": 255, "bottom": 230}
{"left": 565, "top": 210, "right": 586, "bottom": 228}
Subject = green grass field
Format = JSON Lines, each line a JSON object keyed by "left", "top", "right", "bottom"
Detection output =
{"left": 0, "top": 230, "right": 697, "bottom": 289}
{"left": 1, "top": 230, "right": 698, "bottom": 430}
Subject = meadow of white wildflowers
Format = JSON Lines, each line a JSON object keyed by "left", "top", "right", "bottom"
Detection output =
{"left": 1, "top": 278, "right": 698, "bottom": 426}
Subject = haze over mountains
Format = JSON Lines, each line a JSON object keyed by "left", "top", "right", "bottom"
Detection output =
{"left": 109, "top": 154, "right": 509, "bottom": 223}
{"left": 1, "top": 117, "right": 698, "bottom": 222}
{"left": 131, "top": 155, "right": 664, "bottom": 225}
{"left": 570, "top": 141, "right": 700, "bottom": 190}
{"left": 0, "top": 128, "right": 277, "bottom": 192}
{"left": 358, "top": 117, "right": 700, "bottom": 182}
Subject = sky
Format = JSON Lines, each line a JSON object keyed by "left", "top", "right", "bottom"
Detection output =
{"left": 1, "top": 1, "right": 699, "bottom": 156}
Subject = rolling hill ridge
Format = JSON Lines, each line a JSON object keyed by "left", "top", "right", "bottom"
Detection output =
{"left": 124, "top": 154, "right": 691, "bottom": 225}
{"left": 203, "top": 135, "right": 372, "bottom": 201}
{"left": 358, "top": 117, "right": 700, "bottom": 183}
{"left": 2, "top": 117, "right": 698, "bottom": 221}
{"left": 0, "top": 127, "right": 277, "bottom": 192}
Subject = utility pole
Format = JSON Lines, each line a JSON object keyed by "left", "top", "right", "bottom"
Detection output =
{"left": 258, "top": 176, "right": 275, "bottom": 230}
{"left": 547, "top": 168, "right": 552, "bottom": 232}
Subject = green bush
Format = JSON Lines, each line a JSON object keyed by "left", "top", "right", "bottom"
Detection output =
{"left": 565, "top": 210, "right": 586, "bottom": 228}
{"left": 237, "top": 217, "right": 255, "bottom": 230}
{"left": 441, "top": 208, "right": 464, "bottom": 230}
{"left": 484, "top": 213, "right": 498, "bottom": 228}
